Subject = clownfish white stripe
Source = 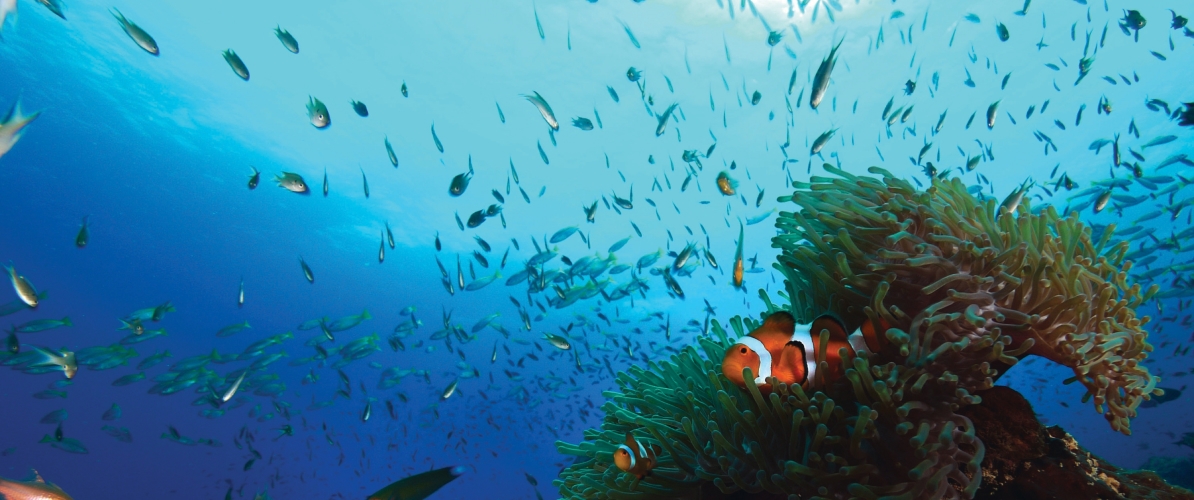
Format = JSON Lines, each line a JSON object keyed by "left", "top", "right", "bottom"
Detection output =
{"left": 791, "top": 323, "right": 817, "bottom": 383}
{"left": 635, "top": 440, "right": 647, "bottom": 459}
{"left": 736, "top": 335, "right": 772, "bottom": 384}
{"left": 847, "top": 329, "right": 869, "bottom": 356}
{"left": 617, "top": 444, "right": 636, "bottom": 469}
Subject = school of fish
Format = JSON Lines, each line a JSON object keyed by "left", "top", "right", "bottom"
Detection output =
{"left": 0, "top": 0, "right": 1192, "bottom": 498}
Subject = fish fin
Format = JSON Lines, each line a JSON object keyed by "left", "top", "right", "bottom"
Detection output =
{"left": 0, "top": 6, "right": 13, "bottom": 41}
{"left": 774, "top": 341, "right": 808, "bottom": 384}
{"left": 761, "top": 311, "right": 795, "bottom": 334}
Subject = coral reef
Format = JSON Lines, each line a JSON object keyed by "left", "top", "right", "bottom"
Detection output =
{"left": 554, "top": 167, "right": 1163, "bottom": 499}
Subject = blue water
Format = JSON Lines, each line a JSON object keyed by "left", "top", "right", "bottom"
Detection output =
{"left": 0, "top": 0, "right": 1191, "bottom": 498}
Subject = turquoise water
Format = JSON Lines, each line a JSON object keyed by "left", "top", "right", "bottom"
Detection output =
{"left": 0, "top": 0, "right": 1191, "bottom": 497}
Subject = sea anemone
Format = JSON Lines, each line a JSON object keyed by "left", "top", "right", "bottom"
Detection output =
{"left": 776, "top": 165, "right": 1159, "bottom": 434}
{"left": 554, "top": 166, "right": 1159, "bottom": 499}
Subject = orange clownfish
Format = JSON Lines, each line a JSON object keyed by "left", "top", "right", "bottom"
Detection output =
{"left": 721, "top": 311, "right": 886, "bottom": 391}
{"left": 613, "top": 432, "right": 662, "bottom": 479}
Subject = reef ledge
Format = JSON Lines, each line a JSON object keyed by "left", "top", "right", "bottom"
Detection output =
{"left": 676, "top": 386, "right": 1194, "bottom": 500}
{"left": 964, "top": 386, "right": 1193, "bottom": 500}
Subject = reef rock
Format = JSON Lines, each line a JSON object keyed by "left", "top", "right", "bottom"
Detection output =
{"left": 966, "top": 386, "right": 1194, "bottom": 500}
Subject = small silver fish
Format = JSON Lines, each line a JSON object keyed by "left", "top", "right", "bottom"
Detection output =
{"left": 221, "top": 370, "right": 247, "bottom": 404}
{"left": 306, "top": 97, "right": 330, "bottom": 129}
{"left": 998, "top": 180, "right": 1031, "bottom": 218}
{"left": 523, "top": 91, "right": 559, "bottom": 131}
{"left": 274, "top": 172, "right": 309, "bottom": 193}
{"left": 275, "top": 26, "right": 299, "bottom": 53}
{"left": 1094, "top": 190, "right": 1112, "bottom": 213}
{"left": 385, "top": 136, "right": 398, "bottom": 167}
{"left": 31, "top": 346, "right": 75, "bottom": 379}
{"left": 543, "top": 333, "right": 571, "bottom": 350}
{"left": 811, "top": 129, "right": 837, "bottom": 155}
{"left": 810, "top": 39, "right": 843, "bottom": 109}
{"left": 111, "top": 8, "right": 158, "bottom": 55}
{"left": 1142, "top": 135, "right": 1177, "bottom": 150}
{"left": 4, "top": 262, "right": 38, "bottom": 308}
{"left": 0, "top": 97, "right": 41, "bottom": 161}
{"left": 441, "top": 378, "right": 458, "bottom": 399}
{"left": 378, "top": 231, "right": 386, "bottom": 263}
{"left": 35, "top": 0, "right": 65, "bottom": 20}
{"left": 655, "top": 103, "right": 679, "bottom": 137}
{"left": 299, "top": 257, "right": 314, "bottom": 283}
{"left": 222, "top": 50, "right": 249, "bottom": 80}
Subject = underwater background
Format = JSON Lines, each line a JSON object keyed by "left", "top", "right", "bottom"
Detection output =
{"left": 0, "top": 0, "right": 1191, "bottom": 498}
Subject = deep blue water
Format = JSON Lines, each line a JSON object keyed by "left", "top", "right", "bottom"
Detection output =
{"left": 0, "top": 0, "right": 1192, "bottom": 498}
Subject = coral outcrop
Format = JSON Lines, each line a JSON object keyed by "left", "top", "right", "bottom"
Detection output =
{"left": 966, "top": 387, "right": 1193, "bottom": 500}
{"left": 1141, "top": 455, "right": 1194, "bottom": 492}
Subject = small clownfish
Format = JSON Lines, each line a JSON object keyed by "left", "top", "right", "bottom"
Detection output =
{"left": 721, "top": 311, "right": 887, "bottom": 392}
{"left": 613, "top": 432, "right": 662, "bottom": 479}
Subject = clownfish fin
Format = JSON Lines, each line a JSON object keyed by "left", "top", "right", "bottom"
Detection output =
{"left": 774, "top": 340, "right": 808, "bottom": 384}
{"left": 624, "top": 432, "right": 636, "bottom": 448}
{"left": 761, "top": 311, "right": 796, "bottom": 334}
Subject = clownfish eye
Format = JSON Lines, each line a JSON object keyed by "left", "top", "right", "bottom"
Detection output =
{"left": 739, "top": 347, "right": 747, "bottom": 354}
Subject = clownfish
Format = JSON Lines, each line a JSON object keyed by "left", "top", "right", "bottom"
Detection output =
{"left": 721, "top": 311, "right": 886, "bottom": 391}
{"left": 613, "top": 432, "right": 662, "bottom": 479}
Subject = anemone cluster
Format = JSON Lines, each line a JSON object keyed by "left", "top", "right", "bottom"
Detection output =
{"left": 778, "top": 165, "right": 1160, "bottom": 433}
{"left": 555, "top": 166, "right": 1160, "bottom": 499}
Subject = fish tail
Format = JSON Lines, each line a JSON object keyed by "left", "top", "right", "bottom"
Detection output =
{"left": 61, "top": 316, "right": 71, "bottom": 327}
